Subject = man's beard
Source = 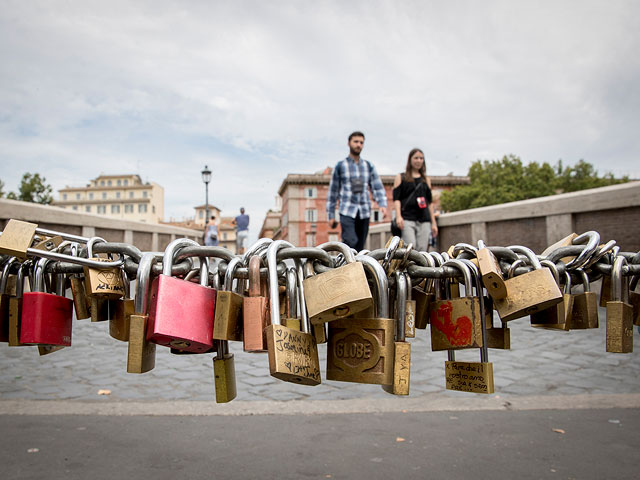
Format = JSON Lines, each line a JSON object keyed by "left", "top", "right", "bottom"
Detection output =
{"left": 350, "top": 147, "right": 361, "bottom": 157}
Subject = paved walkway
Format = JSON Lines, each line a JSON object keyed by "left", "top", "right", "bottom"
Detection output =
{"left": 1, "top": 306, "right": 639, "bottom": 404}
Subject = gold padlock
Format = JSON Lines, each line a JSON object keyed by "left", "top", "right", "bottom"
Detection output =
{"left": 0, "top": 219, "right": 37, "bottom": 259}
{"left": 213, "top": 257, "right": 244, "bottom": 342}
{"left": 382, "top": 271, "right": 411, "bottom": 395}
{"left": 476, "top": 241, "right": 507, "bottom": 300}
{"left": 303, "top": 242, "right": 373, "bottom": 324}
{"left": 531, "top": 267, "right": 573, "bottom": 331}
{"left": 83, "top": 237, "right": 126, "bottom": 299}
{"left": 327, "top": 255, "right": 395, "bottom": 386}
{"left": 127, "top": 253, "right": 157, "bottom": 373}
{"left": 213, "top": 340, "right": 237, "bottom": 403}
{"left": 570, "top": 269, "right": 599, "bottom": 329}
{"left": 110, "top": 275, "right": 134, "bottom": 342}
{"left": 606, "top": 256, "right": 633, "bottom": 353}
{"left": 265, "top": 241, "right": 321, "bottom": 386}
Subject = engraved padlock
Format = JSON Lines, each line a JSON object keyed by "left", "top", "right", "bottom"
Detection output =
{"left": 606, "top": 255, "right": 633, "bottom": 353}
{"left": 382, "top": 270, "right": 411, "bottom": 395}
{"left": 147, "top": 239, "right": 216, "bottom": 352}
{"left": 213, "top": 257, "right": 244, "bottom": 342}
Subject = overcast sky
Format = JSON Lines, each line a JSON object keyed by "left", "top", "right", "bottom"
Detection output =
{"left": 1, "top": 1, "right": 638, "bottom": 241}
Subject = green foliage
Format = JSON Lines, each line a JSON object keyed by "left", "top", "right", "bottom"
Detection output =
{"left": 11, "top": 173, "right": 54, "bottom": 204}
{"left": 441, "top": 155, "right": 628, "bottom": 212}
{"left": 0, "top": 179, "right": 4, "bottom": 198}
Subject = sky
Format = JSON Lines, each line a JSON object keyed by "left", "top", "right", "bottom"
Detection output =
{"left": 1, "top": 1, "right": 639, "bottom": 242}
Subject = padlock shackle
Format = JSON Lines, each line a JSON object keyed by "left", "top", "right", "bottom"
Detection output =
{"left": 200, "top": 258, "right": 210, "bottom": 287}
{"left": 286, "top": 266, "right": 297, "bottom": 318}
{"left": 14, "top": 262, "right": 30, "bottom": 298}
{"left": 86, "top": 237, "right": 107, "bottom": 258}
{"left": 267, "top": 240, "right": 295, "bottom": 326}
{"left": 34, "top": 227, "right": 89, "bottom": 244}
{"left": 611, "top": 255, "right": 628, "bottom": 303}
{"left": 224, "top": 257, "right": 242, "bottom": 291}
{"left": 566, "top": 231, "right": 600, "bottom": 270}
{"left": 540, "top": 259, "right": 560, "bottom": 284}
{"left": 395, "top": 271, "right": 407, "bottom": 342}
{"left": 295, "top": 261, "right": 312, "bottom": 334}
{"left": 509, "top": 245, "right": 542, "bottom": 270}
{"left": 242, "top": 238, "right": 273, "bottom": 266}
{"left": 162, "top": 238, "right": 199, "bottom": 276}
{"left": 174, "top": 246, "right": 235, "bottom": 264}
{"left": 382, "top": 236, "right": 401, "bottom": 272}
{"left": 0, "top": 257, "right": 18, "bottom": 293}
{"left": 247, "top": 255, "right": 263, "bottom": 297}
{"left": 33, "top": 257, "right": 49, "bottom": 293}
{"left": 317, "top": 241, "right": 356, "bottom": 264}
{"left": 134, "top": 252, "right": 158, "bottom": 314}
{"left": 356, "top": 254, "right": 389, "bottom": 318}
{"left": 452, "top": 242, "right": 477, "bottom": 258}
{"left": 442, "top": 259, "right": 472, "bottom": 293}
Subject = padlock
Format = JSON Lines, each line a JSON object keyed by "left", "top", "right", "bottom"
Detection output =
{"left": 531, "top": 266, "right": 573, "bottom": 331}
{"left": 301, "top": 260, "right": 327, "bottom": 344}
{"left": 0, "top": 257, "right": 19, "bottom": 342}
{"left": 68, "top": 243, "right": 90, "bottom": 320}
{"left": 493, "top": 246, "right": 563, "bottom": 322}
{"left": 570, "top": 269, "right": 599, "bottom": 329}
{"left": 282, "top": 266, "right": 301, "bottom": 331}
{"left": 8, "top": 262, "right": 30, "bottom": 346}
{"left": 32, "top": 235, "right": 63, "bottom": 252}
{"left": 20, "top": 258, "right": 73, "bottom": 346}
{"left": 213, "top": 339, "right": 237, "bottom": 403}
{"left": 110, "top": 273, "right": 134, "bottom": 342}
{"left": 243, "top": 254, "right": 269, "bottom": 353}
{"left": 606, "top": 255, "right": 633, "bottom": 353}
{"left": 213, "top": 257, "right": 244, "bottom": 342}
{"left": 413, "top": 252, "right": 436, "bottom": 329}
{"left": 429, "top": 259, "right": 483, "bottom": 350}
{"left": 83, "top": 237, "right": 126, "bottom": 299}
{"left": 127, "top": 252, "right": 157, "bottom": 373}
{"left": 0, "top": 219, "right": 38, "bottom": 259}
{"left": 327, "top": 255, "right": 395, "bottom": 386}
{"left": 404, "top": 274, "right": 416, "bottom": 338}
{"left": 264, "top": 240, "right": 321, "bottom": 385}
{"left": 303, "top": 241, "right": 373, "bottom": 324}
{"left": 476, "top": 241, "right": 507, "bottom": 300}
{"left": 382, "top": 271, "right": 411, "bottom": 395}
{"left": 147, "top": 239, "right": 216, "bottom": 352}
{"left": 36, "top": 273, "right": 68, "bottom": 354}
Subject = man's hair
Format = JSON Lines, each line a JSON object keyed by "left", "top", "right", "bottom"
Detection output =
{"left": 240, "top": 207, "right": 245, "bottom": 214}
{"left": 348, "top": 131, "right": 365, "bottom": 142}
{"left": 211, "top": 215, "right": 216, "bottom": 220}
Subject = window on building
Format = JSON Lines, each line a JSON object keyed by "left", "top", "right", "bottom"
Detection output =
{"left": 124, "top": 179, "right": 128, "bottom": 186}
{"left": 108, "top": 180, "right": 112, "bottom": 186}
{"left": 100, "top": 180, "right": 105, "bottom": 186}
{"left": 97, "top": 205, "right": 106, "bottom": 214}
{"left": 111, "top": 205, "right": 120, "bottom": 213}
{"left": 199, "top": 210, "right": 204, "bottom": 219}
{"left": 223, "top": 233, "right": 228, "bottom": 240}
{"left": 143, "top": 191, "right": 148, "bottom": 198}
{"left": 129, "top": 191, "right": 134, "bottom": 198}
{"left": 138, "top": 204, "right": 147, "bottom": 213}
{"left": 102, "top": 192, "right": 107, "bottom": 199}
{"left": 117, "top": 179, "right": 121, "bottom": 186}
{"left": 116, "top": 192, "right": 121, "bottom": 199}
{"left": 306, "top": 233, "right": 316, "bottom": 247}
{"left": 62, "top": 193, "right": 67, "bottom": 200}
{"left": 373, "top": 210, "right": 380, "bottom": 222}
{"left": 85, "top": 206, "right": 91, "bottom": 213}
{"left": 72, "top": 205, "right": 78, "bottom": 211}
{"left": 89, "top": 193, "right": 94, "bottom": 200}
{"left": 305, "top": 187, "right": 317, "bottom": 198}
{"left": 305, "top": 209, "right": 318, "bottom": 222}
{"left": 76, "top": 193, "right": 81, "bottom": 200}
{"left": 124, "top": 204, "right": 133, "bottom": 213}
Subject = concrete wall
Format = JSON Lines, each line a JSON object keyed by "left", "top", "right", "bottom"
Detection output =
{"left": 368, "top": 182, "right": 640, "bottom": 253}
{"left": 0, "top": 199, "right": 201, "bottom": 252}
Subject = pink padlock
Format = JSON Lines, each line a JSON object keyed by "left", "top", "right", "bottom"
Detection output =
{"left": 21, "top": 258, "right": 73, "bottom": 346}
{"left": 147, "top": 239, "right": 215, "bottom": 352}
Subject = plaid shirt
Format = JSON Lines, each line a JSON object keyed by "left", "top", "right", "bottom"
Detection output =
{"left": 326, "top": 157, "right": 387, "bottom": 220}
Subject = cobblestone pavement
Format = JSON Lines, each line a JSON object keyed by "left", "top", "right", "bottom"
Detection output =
{"left": 1, "top": 307, "right": 639, "bottom": 402}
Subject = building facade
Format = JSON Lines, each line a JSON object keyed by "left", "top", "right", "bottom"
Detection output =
{"left": 272, "top": 169, "right": 469, "bottom": 246}
{"left": 54, "top": 174, "right": 164, "bottom": 223}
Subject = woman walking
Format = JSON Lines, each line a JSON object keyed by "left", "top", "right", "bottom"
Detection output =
{"left": 392, "top": 148, "right": 438, "bottom": 251}
{"left": 204, "top": 215, "right": 219, "bottom": 246}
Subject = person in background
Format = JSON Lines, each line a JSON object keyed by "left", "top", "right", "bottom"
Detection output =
{"left": 326, "top": 131, "right": 388, "bottom": 252}
{"left": 204, "top": 215, "right": 219, "bottom": 246}
{"left": 233, "top": 207, "right": 250, "bottom": 254}
{"left": 392, "top": 148, "right": 438, "bottom": 251}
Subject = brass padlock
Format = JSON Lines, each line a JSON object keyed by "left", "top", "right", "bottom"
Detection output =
{"left": 570, "top": 269, "right": 599, "bottom": 329}
{"left": 0, "top": 257, "right": 19, "bottom": 342}
{"left": 110, "top": 274, "right": 134, "bottom": 342}
{"left": 0, "top": 219, "right": 38, "bottom": 259}
{"left": 83, "top": 237, "right": 126, "bottom": 299}
{"left": 282, "top": 266, "right": 301, "bottom": 331}
{"left": 68, "top": 243, "right": 90, "bottom": 320}
{"left": 404, "top": 275, "right": 416, "bottom": 338}
{"left": 243, "top": 254, "right": 269, "bottom": 353}
{"left": 213, "top": 257, "right": 244, "bottom": 342}
{"left": 493, "top": 246, "right": 563, "bottom": 322}
{"left": 531, "top": 267, "right": 573, "bottom": 331}
{"left": 476, "top": 241, "right": 507, "bottom": 300}
{"left": 429, "top": 259, "right": 483, "bottom": 351}
{"left": 264, "top": 240, "right": 321, "bottom": 385}
{"left": 606, "top": 256, "right": 633, "bottom": 353}
{"left": 127, "top": 253, "right": 157, "bottom": 373}
{"left": 32, "top": 235, "right": 63, "bottom": 252}
{"left": 303, "top": 242, "right": 373, "bottom": 324}
{"left": 327, "top": 255, "right": 395, "bottom": 386}
{"left": 382, "top": 271, "right": 411, "bottom": 395}
{"left": 213, "top": 340, "right": 237, "bottom": 403}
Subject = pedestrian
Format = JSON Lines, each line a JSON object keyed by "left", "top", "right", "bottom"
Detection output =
{"left": 326, "top": 131, "right": 388, "bottom": 252}
{"left": 232, "top": 207, "right": 249, "bottom": 254}
{"left": 204, "top": 215, "right": 219, "bottom": 246}
{"left": 392, "top": 148, "right": 438, "bottom": 251}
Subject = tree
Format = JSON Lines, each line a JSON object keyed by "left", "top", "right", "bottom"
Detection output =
{"left": 11, "top": 173, "right": 54, "bottom": 204}
{"left": 0, "top": 179, "right": 5, "bottom": 198}
{"left": 440, "top": 155, "right": 628, "bottom": 212}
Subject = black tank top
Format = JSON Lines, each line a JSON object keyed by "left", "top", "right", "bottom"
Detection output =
{"left": 392, "top": 175, "right": 432, "bottom": 222}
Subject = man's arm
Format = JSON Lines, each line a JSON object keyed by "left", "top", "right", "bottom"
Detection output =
{"left": 369, "top": 162, "right": 388, "bottom": 218}
{"left": 326, "top": 162, "right": 341, "bottom": 226}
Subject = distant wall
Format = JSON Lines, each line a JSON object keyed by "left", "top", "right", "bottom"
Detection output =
{"left": 0, "top": 199, "right": 201, "bottom": 251}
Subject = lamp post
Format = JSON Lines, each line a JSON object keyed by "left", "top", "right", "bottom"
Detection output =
{"left": 201, "top": 165, "right": 212, "bottom": 228}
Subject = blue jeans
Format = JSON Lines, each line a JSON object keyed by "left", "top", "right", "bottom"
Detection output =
{"left": 340, "top": 213, "right": 369, "bottom": 252}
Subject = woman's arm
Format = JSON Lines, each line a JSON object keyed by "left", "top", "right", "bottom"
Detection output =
{"left": 393, "top": 174, "right": 404, "bottom": 229}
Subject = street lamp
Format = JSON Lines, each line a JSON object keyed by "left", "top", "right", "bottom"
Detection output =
{"left": 201, "top": 165, "right": 212, "bottom": 227}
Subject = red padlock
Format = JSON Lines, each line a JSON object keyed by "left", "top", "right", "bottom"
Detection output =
{"left": 147, "top": 239, "right": 216, "bottom": 352}
{"left": 21, "top": 258, "right": 73, "bottom": 346}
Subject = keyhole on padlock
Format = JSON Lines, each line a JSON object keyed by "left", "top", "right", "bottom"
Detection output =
{"left": 333, "top": 306, "right": 350, "bottom": 317}
{"left": 170, "top": 340, "right": 192, "bottom": 348}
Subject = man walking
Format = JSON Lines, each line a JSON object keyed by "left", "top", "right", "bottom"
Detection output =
{"left": 233, "top": 207, "right": 249, "bottom": 254}
{"left": 326, "top": 131, "right": 388, "bottom": 252}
